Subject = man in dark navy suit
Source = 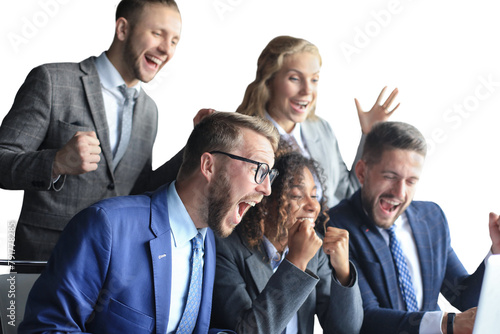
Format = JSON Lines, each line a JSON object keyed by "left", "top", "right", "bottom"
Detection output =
{"left": 328, "top": 121, "right": 500, "bottom": 334}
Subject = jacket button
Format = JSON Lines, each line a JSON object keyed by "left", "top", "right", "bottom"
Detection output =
{"left": 107, "top": 183, "right": 115, "bottom": 190}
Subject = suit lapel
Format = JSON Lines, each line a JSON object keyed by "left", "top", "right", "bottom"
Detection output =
{"left": 245, "top": 245, "right": 273, "bottom": 293}
{"left": 406, "top": 205, "right": 434, "bottom": 309}
{"left": 149, "top": 184, "right": 173, "bottom": 334}
{"left": 300, "top": 120, "right": 322, "bottom": 160}
{"left": 352, "top": 192, "right": 402, "bottom": 309}
{"left": 80, "top": 58, "right": 114, "bottom": 177}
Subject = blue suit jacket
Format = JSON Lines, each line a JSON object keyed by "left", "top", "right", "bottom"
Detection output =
{"left": 328, "top": 190, "right": 485, "bottom": 334}
{"left": 19, "top": 183, "right": 216, "bottom": 334}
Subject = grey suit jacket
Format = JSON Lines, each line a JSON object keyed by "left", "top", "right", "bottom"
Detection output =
{"left": 211, "top": 228, "right": 363, "bottom": 334}
{"left": 302, "top": 117, "right": 363, "bottom": 208}
{"left": 0, "top": 56, "right": 181, "bottom": 260}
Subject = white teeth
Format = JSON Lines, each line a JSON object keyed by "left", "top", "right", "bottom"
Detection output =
{"left": 383, "top": 199, "right": 400, "bottom": 206}
{"left": 146, "top": 55, "right": 162, "bottom": 65}
{"left": 297, "top": 217, "right": 315, "bottom": 223}
{"left": 297, "top": 101, "right": 308, "bottom": 106}
{"left": 245, "top": 201, "right": 256, "bottom": 207}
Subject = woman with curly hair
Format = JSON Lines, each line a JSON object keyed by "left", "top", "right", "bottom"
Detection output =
{"left": 210, "top": 149, "right": 363, "bottom": 334}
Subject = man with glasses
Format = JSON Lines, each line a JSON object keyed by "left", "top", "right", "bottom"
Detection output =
{"left": 20, "top": 112, "right": 280, "bottom": 334}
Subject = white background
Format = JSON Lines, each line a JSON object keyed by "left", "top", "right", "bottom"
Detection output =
{"left": 0, "top": 0, "right": 499, "bottom": 309}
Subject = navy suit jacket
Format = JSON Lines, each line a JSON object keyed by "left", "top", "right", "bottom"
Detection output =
{"left": 19, "top": 183, "right": 216, "bottom": 334}
{"left": 328, "top": 190, "right": 485, "bottom": 334}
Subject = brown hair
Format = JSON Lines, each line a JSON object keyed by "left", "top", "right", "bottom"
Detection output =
{"left": 236, "top": 35, "right": 322, "bottom": 119}
{"left": 116, "top": 0, "right": 180, "bottom": 27}
{"left": 177, "top": 112, "right": 280, "bottom": 180}
{"left": 363, "top": 121, "right": 427, "bottom": 165}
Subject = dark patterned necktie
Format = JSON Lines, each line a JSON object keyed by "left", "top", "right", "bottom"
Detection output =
{"left": 387, "top": 225, "right": 419, "bottom": 312}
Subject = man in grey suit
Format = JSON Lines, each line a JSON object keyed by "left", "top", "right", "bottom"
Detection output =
{"left": 0, "top": 0, "right": 185, "bottom": 265}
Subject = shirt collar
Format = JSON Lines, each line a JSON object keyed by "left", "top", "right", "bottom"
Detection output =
{"left": 262, "top": 235, "right": 289, "bottom": 270}
{"left": 94, "top": 51, "right": 141, "bottom": 94}
{"left": 167, "top": 181, "right": 207, "bottom": 249}
{"left": 265, "top": 111, "right": 305, "bottom": 148}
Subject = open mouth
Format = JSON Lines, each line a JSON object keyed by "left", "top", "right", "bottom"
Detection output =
{"left": 235, "top": 200, "right": 257, "bottom": 224}
{"left": 290, "top": 100, "right": 310, "bottom": 113}
{"left": 379, "top": 198, "right": 401, "bottom": 214}
{"left": 295, "top": 217, "right": 316, "bottom": 228}
{"left": 145, "top": 54, "right": 163, "bottom": 69}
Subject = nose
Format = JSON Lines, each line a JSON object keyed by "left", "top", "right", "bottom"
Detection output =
{"left": 392, "top": 179, "right": 406, "bottom": 200}
{"left": 302, "top": 195, "right": 320, "bottom": 213}
{"left": 158, "top": 39, "right": 175, "bottom": 61}
{"left": 256, "top": 175, "right": 272, "bottom": 197}
{"left": 300, "top": 80, "right": 313, "bottom": 95}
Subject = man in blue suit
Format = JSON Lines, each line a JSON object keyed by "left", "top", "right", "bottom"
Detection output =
{"left": 19, "top": 112, "right": 280, "bottom": 333}
{"left": 328, "top": 121, "right": 500, "bottom": 334}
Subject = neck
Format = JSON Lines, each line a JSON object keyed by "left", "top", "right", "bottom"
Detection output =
{"left": 175, "top": 178, "right": 208, "bottom": 230}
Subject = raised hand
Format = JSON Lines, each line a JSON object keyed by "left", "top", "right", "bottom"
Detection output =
{"left": 355, "top": 86, "right": 400, "bottom": 134}
{"left": 323, "top": 226, "right": 350, "bottom": 285}
{"left": 52, "top": 131, "right": 101, "bottom": 177}
{"left": 489, "top": 212, "right": 500, "bottom": 254}
{"left": 286, "top": 218, "right": 323, "bottom": 271}
{"left": 193, "top": 108, "right": 216, "bottom": 127}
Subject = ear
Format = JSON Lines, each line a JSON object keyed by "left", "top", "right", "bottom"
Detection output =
{"left": 355, "top": 160, "right": 366, "bottom": 186}
{"left": 200, "top": 152, "right": 215, "bottom": 183}
{"left": 115, "top": 17, "right": 129, "bottom": 42}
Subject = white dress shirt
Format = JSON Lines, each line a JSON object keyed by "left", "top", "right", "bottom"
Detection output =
{"left": 378, "top": 214, "right": 444, "bottom": 334}
{"left": 94, "top": 51, "right": 141, "bottom": 155}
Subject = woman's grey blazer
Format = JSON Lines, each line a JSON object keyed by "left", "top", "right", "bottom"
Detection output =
{"left": 302, "top": 116, "right": 363, "bottom": 208}
{"left": 211, "top": 228, "right": 363, "bottom": 334}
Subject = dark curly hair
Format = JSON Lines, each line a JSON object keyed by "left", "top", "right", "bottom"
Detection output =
{"left": 240, "top": 141, "right": 329, "bottom": 248}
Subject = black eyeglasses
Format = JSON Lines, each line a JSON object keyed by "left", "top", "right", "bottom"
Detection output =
{"left": 209, "top": 151, "right": 279, "bottom": 185}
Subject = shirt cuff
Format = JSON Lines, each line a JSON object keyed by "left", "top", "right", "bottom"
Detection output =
{"left": 420, "top": 311, "right": 444, "bottom": 334}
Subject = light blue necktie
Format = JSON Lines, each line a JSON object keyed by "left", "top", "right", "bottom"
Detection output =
{"left": 387, "top": 225, "right": 419, "bottom": 312}
{"left": 113, "top": 85, "right": 136, "bottom": 169}
{"left": 177, "top": 233, "right": 203, "bottom": 334}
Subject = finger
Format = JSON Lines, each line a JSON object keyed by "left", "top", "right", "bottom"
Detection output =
{"left": 489, "top": 212, "right": 500, "bottom": 227}
{"left": 387, "top": 102, "right": 401, "bottom": 115}
{"left": 287, "top": 217, "right": 303, "bottom": 236}
{"left": 86, "top": 154, "right": 101, "bottom": 163}
{"left": 375, "top": 86, "right": 388, "bottom": 105}
{"left": 354, "top": 98, "right": 363, "bottom": 115}
{"left": 88, "top": 145, "right": 102, "bottom": 155}
{"left": 382, "top": 87, "right": 399, "bottom": 109}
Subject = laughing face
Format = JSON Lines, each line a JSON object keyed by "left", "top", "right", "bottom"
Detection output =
{"left": 207, "top": 129, "right": 275, "bottom": 237}
{"left": 285, "top": 167, "right": 320, "bottom": 232}
{"left": 267, "top": 52, "right": 320, "bottom": 133}
{"left": 356, "top": 149, "right": 425, "bottom": 229}
{"left": 120, "top": 4, "right": 181, "bottom": 85}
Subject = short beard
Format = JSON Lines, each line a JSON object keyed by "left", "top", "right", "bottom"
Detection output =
{"left": 122, "top": 30, "right": 147, "bottom": 83}
{"left": 206, "top": 171, "right": 233, "bottom": 238}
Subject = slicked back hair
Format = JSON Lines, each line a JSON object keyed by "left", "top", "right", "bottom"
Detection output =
{"left": 362, "top": 121, "right": 427, "bottom": 165}
{"left": 116, "top": 0, "right": 180, "bottom": 28}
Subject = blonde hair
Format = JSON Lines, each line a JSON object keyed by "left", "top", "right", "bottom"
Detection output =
{"left": 236, "top": 35, "right": 322, "bottom": 119}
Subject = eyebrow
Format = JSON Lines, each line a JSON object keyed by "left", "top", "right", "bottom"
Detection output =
{"left": 286, "top": 69, "right": 320, "bottom": 76}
